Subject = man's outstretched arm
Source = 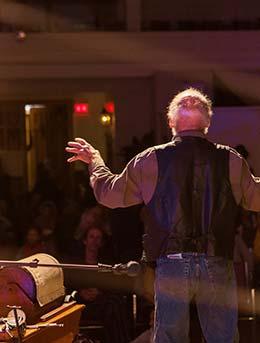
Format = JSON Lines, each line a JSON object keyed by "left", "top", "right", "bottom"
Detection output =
{"left": 231, "top": 150, "right": 260, "bottom": 211}
{"left": 66, "top": 137, "right": 144, "bottom": 208}
{"left": 240, "top": 157, "right": 260, "bottom": 212}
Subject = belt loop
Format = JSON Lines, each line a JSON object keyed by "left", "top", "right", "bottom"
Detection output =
{"left": 167, "top": 253, "right": 183, "bottom": 259}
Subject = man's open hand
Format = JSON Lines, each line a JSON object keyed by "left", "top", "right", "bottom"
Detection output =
{"left": 65, "top": 137, "right": 95, "bottom": 164}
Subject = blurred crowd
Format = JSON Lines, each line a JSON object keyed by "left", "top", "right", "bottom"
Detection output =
{"left": 0, "top": 160, "right": 148, "bottom": 343}
{"left": 0, "top": 142, "right": 260, "bottom": 342}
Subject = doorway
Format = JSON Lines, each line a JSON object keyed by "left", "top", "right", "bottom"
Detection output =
{"left": 25, "top": 102, "right": 71, "bottom": 192}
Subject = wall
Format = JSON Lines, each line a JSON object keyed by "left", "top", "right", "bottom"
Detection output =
{"left": 0, "top": 77, "right": 154, "bottom": 170}
{"left": 0, "top": 30, "right": 260, "bottom": 171}
{"left": 0, "top": 31, "right": 260, "bottom": 75}
{"left": 0, "top": 0, "right": 126, "bottom": 31}
{"left": 142, "top": 0, "right": 260, "bottom": 22}
{"left": 72, "top": 92, "right": 108, "bottom": 164}
{"left": 209, "top": 106, "right": 260, "bottom": 174}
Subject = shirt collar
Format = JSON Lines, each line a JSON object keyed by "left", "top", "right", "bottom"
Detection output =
{"left": 174, "top": 130, "right": 207, "bottom": 139}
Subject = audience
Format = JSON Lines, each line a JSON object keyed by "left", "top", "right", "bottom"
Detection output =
{"left": 33, "top": 201, "right": 58, "bottom": 257}
{"left": 3, "top": 141, "right": 260, "bottom": 342}
{"left": 72, "top": 226, "right": 130, "bottom": 343}
{"left": 17, "top": 226, "right": 45, "bottom": 259}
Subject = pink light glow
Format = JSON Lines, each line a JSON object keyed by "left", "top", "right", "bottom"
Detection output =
{"left": 74, "top": 103, "right": 89, "bottom": 116}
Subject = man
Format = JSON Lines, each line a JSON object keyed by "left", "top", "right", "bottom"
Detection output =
{"left": 66, "top": 88, "right": 260, "bottom": 343}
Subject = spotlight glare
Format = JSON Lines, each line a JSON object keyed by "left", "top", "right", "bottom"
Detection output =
{"left": 101, "top": 114, "right": 112, "bottom": 126}
{"left": 16, "top": 31, "right": 27, "bottom": 41}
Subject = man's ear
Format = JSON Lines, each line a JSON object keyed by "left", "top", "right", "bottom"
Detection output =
{"left": 168, "top": 118, "right": 175, "bottom": 128}
{"left": 204, "top": 117, "right": 211, "bottom": 132}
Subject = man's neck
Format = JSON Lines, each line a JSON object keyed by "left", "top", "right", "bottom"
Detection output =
{"left": 176, "top": 129, "right": 206, "bottom": 138}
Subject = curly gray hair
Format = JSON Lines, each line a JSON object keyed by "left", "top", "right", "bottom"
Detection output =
{"left": 167, "top": 88, "right": 213, "bottom": 134}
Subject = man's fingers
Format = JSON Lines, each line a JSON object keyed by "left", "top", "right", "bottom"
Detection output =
{"left": 66, "top": 147, "right": 91, "bottom": 155}
{"left": 67, "top": 141, "right": 83, "bottom": 148}
{"left": 65, "top": 147, "right": 80, "bottom": 153}
{"left": 75, "top": 137, "right": 88, "bottom": 145}
{"left": 66, "top": 138, "right": 93, "bottom": 164}
{"left": 67, "top": 156, "right": 78, "bottom": 163}
{"left": 67, "top": 139, "right": 92, "bottom": 150}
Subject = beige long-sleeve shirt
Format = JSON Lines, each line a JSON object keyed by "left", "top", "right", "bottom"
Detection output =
{"left": 88, "top": 131, "right": 260, "bottom": 212}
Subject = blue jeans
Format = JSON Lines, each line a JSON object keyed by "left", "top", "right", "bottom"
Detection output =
{"left": 154, "top": 255, "right": 238, "bottom": 343}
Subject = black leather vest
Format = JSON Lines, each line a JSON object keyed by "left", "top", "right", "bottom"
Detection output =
{"left": 143, "top": 136, "right": 239, "bottom": 261}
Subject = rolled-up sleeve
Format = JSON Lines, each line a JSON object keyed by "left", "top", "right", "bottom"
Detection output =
{"left": 88, "top": 151, "right": 144, "bottom": 208}
{"left": 240, "top": 158, "right": 260, "bottom": 211}
{"left": 230, "top": 150, "right": 260, "bottom": 211}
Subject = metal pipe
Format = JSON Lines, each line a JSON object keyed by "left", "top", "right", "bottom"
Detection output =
{"left": 0, "top": 259, "right": 141, "bottom": 277}
{"left": 0, "top": 260, "right": 113, "bottom": 272}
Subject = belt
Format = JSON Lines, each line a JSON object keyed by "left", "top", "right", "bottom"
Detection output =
{"left": 167, "top": 253, "right": 207, "bottom": 259}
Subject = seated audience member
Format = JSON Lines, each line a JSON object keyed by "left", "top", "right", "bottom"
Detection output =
{"left": 34, "top": 201, "right": 57, "bottom": 232}
{"left": 34, "top": 201, "right": 58, "bottom": 257}
{"left": 76, "top": 226, "right": 130, "bottom": 343}
{"left": 33, "top": 161, "right": 63, "bottom": 206}
{"left": 73, "top": 168, "right": 97, "bottom": 209}
{"left": 55, "top": 198, "right": 81, "bottom": 258}
{"left": 0, "top": 199, "right": 15, "bottom": 243}
{"left": 74, "top": 205, "right": 110, "bottom": 240}
{"left": 41, "top": 226, "right": 58, "bottom": 257}
{"left": 69, "top": 205, "right": 112, "bottom": 262}
{"left": 0, "top": 199, "right": 16, "bottom": 259}
{"left": 17, "top": 227, "right": 44, "bottom": 259}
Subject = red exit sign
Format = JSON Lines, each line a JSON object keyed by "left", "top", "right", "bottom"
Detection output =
{"left": 74, "top": 103, "right": 89, "bottom": 116}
